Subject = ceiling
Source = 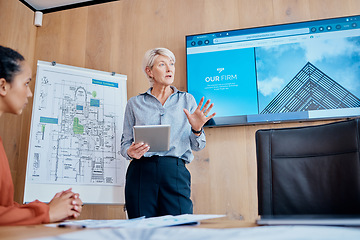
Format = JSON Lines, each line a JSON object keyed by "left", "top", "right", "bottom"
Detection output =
{"left": 20, "top": 0, "right": 118, "bottom": 13}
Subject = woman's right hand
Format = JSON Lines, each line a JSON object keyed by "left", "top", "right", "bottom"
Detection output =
{"left": 127, "top": 142, "right": 150, "bottom": 159}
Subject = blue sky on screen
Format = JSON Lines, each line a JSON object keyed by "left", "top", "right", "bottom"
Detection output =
{"left": 255, "top": 36, "right": 360, "bottom": 111}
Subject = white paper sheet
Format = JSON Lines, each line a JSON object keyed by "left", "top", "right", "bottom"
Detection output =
{"left": 48, "top": 214, "right": 225, "bottom": 229}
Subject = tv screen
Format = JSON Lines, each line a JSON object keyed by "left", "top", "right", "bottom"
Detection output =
{"left": 186, "top": 15, "right": 360, "bottom": 127}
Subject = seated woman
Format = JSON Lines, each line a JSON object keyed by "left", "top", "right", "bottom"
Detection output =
{"left": 0, "top": 45, "right": 83, "bottom": 225}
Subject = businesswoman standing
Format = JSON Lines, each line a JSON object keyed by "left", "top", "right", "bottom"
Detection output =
{"left": 121, "top": 47, "right": 215, "bottom": 218}
{"left": 0, "top": 45, "right": 83, "bottom": 225}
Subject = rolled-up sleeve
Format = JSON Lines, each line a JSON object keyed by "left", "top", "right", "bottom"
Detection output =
{"left": 190, "top": 129, "right": 206, "bottom": 151}
{"left": 120, "top": 100, "right": 135, "bottom": 160}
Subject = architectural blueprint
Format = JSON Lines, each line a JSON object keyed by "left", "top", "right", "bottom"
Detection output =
{"left": 24, "top": 61, "right": 127, "bottom": 203}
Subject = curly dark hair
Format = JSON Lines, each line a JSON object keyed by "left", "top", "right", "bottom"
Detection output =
{"left": 0, "top": 45, "right": 25, "bottom": 83}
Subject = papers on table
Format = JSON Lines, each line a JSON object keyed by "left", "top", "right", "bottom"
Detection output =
{"left": 50, "top": 214, "right": 226, "bottom": 229}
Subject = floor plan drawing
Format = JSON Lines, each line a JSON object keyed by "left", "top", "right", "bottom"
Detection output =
{"left": 24, "top": 61, "right": 128, "bottom": 204}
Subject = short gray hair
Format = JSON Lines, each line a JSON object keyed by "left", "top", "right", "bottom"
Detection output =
{"left": 142, "top": 48, "right": 176, "bottom": 86}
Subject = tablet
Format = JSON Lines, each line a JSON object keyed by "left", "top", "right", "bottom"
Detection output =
{"left": 133, "top": 125, "right": 170, "bottom": 152}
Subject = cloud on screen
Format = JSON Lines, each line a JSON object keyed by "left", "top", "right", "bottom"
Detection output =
{"left": 300, "top": 37, "right": 360, "bottom": 63}
{"left": 258, "top": 76, "right": 285, "bottom": 96}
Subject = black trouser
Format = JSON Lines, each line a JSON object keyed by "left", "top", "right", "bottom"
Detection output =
{"left": 125, "top": 155, "right": 193, "bottom": 219}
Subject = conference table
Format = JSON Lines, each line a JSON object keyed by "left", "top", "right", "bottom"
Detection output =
{"left": 1, "top": 217, "right": 360, "bottom": 240}
{"left": 0, "top": 218, "right": 256, "bottom": 240}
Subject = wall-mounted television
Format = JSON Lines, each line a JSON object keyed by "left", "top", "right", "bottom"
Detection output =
{"left": 186, "top": 15, "right": 360, "bottom": 127}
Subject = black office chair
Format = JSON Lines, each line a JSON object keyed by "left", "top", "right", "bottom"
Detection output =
{"left": 256, "top": 118, "right": 360, "bottom": 216}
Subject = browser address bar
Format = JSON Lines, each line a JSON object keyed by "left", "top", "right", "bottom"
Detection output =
{"left": 213, "top": 28, "right": 310, "bottom": 44}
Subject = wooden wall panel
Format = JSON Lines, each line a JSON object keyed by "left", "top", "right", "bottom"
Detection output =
{"left": 2, "top": 0, "right": 359, "bottom": 221}
{"left": 0, "top": 0, "right": 37, "bottom": 203}
{"left": 85, "top": 4, "right": 114, "bottom": 71}
{"left": 309, "top": 0, "right": 356, "bottom": 19}
{"left": 273, "top": 0, "right": 311, "bottom": 24}
{"left": 237, "top": 0, "right": 274, "bottom": 28}
{"left": 34, "top": 8, "right": 88, "bottom": 67}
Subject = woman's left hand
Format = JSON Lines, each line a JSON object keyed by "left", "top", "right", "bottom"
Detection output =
{"left": 183, "top": 97, "right": 216, "bottom": 133}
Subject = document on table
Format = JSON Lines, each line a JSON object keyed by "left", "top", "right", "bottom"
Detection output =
{"left": 49, "top": 214, "right": 226, "bottom": 229}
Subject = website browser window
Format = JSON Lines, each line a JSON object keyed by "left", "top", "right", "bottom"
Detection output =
{"left": 186, "top": 16, "right": 360, "bottom": 126}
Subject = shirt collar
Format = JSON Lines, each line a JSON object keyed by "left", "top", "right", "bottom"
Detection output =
{"left": 142, "top": 86, "right": 184, "bottom": 96}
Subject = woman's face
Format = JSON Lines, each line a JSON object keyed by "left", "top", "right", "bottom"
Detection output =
{"left": 147, "top": 55, "right": 175, "bottom": 87}
{"left": 3, "top": 61, "right": 33, "bottom": 115}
